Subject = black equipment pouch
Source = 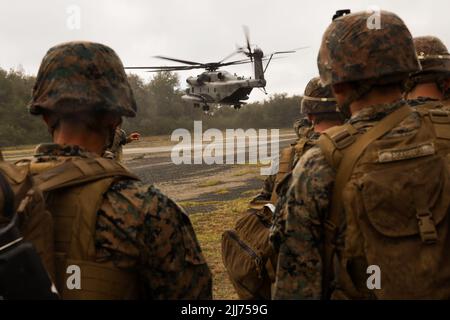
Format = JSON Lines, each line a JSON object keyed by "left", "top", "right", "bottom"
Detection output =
{"left": 0, "top": 171, "right": 59, "bottom": 300}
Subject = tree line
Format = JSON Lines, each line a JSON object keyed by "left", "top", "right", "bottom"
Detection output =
{"left": 0, "top": 68, "right": 301, "bottom": 147}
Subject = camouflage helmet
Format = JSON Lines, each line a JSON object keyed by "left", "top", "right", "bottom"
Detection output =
{"left": 318, "top": 10, "right": 420, "bottom": 86}
{"left": 414, "top": 36, "right": 450, "bottom": 74}
{"left": 301, "top": 77, "right": 338, "bottom": 114}
{"left": 28, "top": 41, "right": 137, "bottom": 117}
{"left": 406, "top": 36, "right": 450, "bottom": 92}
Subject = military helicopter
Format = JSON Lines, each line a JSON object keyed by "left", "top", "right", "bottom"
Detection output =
{"left": 125, "top": 27, "right": 303, "bottom": 111}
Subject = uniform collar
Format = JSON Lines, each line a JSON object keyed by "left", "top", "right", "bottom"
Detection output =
{"left": 407, "top": 96, "right": 440, "bottom": 107}
{"left": 33, "top": 143, "right": 94, "bottom": 159}
{"left": 308, "top": 130, "right": 321, "bottom": 140}
{"left": 348, "top": 99, "right": 408, "bottom": 125}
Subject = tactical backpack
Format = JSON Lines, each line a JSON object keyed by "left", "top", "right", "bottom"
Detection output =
{"left": 0, "top": 162, "right": 58, "bottom": 299}
{"left": 221, "top": 140, "right": 311, "bottom": 300}
{"left": 317, "top": 105, "right": 450, "bottom": 299}
{"left": 21, "top": 156, "right": 140, "bottom": 299}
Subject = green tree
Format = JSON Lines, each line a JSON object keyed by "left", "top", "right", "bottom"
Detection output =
{"left": 0, "top": 68, "right": 49, "bottom": 146}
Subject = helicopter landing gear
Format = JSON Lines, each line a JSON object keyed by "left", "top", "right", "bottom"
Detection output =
{"left": 233, "top": 104, "right": 242, "bottom": 110}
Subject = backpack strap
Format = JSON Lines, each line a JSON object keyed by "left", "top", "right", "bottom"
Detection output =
{"left": 426, "top": 108, "right": 450, "bottom": 139}
{"left": 31, "top": 157, "right": 139, "bottom": 192}
{"left": 317, "top": 105, "right": 413, "bottom": 298}
{"left": 270, "top": 146, "right": 295, "bottom": 204}
{"left": 0, "top": 169, "right": 15, "bottom": 219}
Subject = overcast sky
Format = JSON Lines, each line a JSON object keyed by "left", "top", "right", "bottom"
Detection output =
{"left": 1, "top": 0, "right": 448, "bottom": 102}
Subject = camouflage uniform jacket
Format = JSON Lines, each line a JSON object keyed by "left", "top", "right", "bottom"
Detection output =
{"left": 407, "top": 96, "right": 439, "bottom": 107}
{"left": 105, "top": 128, "right": 128, "bottom": 161}
{"left": 110, "top": 128, "right": 130, "bottom": 154}
{"left": 269, "top": 131, "right": 320, "bottom": 253}
{"left": 272, "top": 100, "right": 421, "bottom": 299}
{"left": 408, "top": 97, "right": 450, "bottom": 112}
{"left": 32, "top": 144, "right": 212, "bottom": 299}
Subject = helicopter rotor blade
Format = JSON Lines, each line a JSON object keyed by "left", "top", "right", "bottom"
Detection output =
{"left": 127, "top": 56, "right": 284, "bottom": 73}
{"left": 125, "top": 65, "right": 201, "bottom": 71}
{"left": 125, "top": 66, "right": 193, "bottom": 70}
{"left": 243, "top": 25, "right": 251, "bottom": 52}
{"left": 153, "top": 55, "right": 205, "bottom": 66}
{"left": 219, "top": 56, "right": 283, "bottom": 68}
{"left": 263, "top": 46, "right": 309, "bottom": 58}
{"left": 242, "top": 25, "right": 253, "bottom": 61}
{"left": 219, "top": 58, "right": 254, "bottom": 67}
{"left": 218, "top": 50, "right": 240, "bottom": 64}
{"left": 144, "top": 66, "right": 204, "bottom": 72}
{"left": 271, "top": 50, "right": 297, "bottom": 55}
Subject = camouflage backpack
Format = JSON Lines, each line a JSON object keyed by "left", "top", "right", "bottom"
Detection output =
{"left": 0, "top": 162, "right": 58, "bottom": 299}
{"left": 221, "top": 139, "right": 313, "bottom": 300}
{"left": 318, "top": 105, "right": 450, "bottom": 299}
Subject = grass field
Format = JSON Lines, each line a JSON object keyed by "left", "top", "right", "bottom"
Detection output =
{"left": 187, "top": 195, "right": 255, "bottom": 300}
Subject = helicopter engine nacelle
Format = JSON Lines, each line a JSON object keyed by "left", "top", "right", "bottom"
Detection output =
{"left": 186, "top": 77, "right": 198, "bottom": 86}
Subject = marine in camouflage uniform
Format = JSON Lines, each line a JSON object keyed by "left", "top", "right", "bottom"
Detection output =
{"left": 269, "top": 77, "right": 343, "bottom": 253}
{"left": 293, "top": 117, "right": 313, "bottom": 141}
{"left": 26, "top": 41, "right": 212, "bottom": 299}
{"left": 250, "top": 123, "right": 314, "bottom": 204}
{"left": 405, "top": 36, "right": 450, "bottom": 110}
{"left": 273, "top": 10, "right": 422, "bottom": 299}
{"left": 251, "top": 79, "right": 341, "bottom": 205}
{"left": 103, "top": 127, "right": 140, "bottom": 162}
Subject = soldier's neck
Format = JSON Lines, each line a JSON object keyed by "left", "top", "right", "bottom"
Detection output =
{"left": 407, "top": 83, "right": 443, "bottom": 101}
{"left": 53, "top": 125, "right": 106, "bottom": 156}
{"left": 314, "top": 120, "right": 343, "bottom": 133}
{"left": 350, "top": 87, "right": 403, "bottom": 116}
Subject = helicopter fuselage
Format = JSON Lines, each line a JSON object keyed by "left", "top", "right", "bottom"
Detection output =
{"left": 182, "top": 70, "right": 266, "bottom": 109}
